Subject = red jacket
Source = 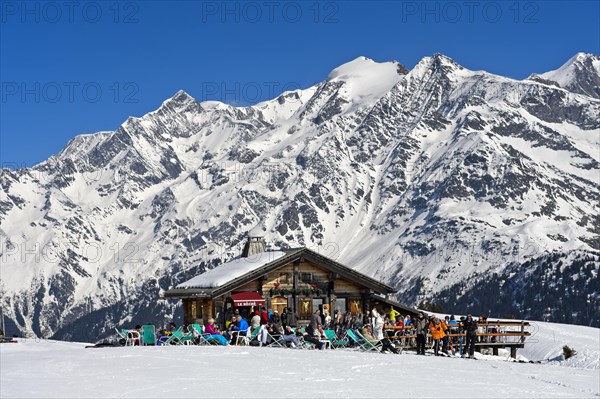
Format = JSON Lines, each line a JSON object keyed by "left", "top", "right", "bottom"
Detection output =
{"left": 260, "top": 311, "right": 269, "bottom": 325}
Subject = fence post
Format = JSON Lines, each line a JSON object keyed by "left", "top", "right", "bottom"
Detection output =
{"left": 520, "top": 321, "right": 525, "bottom": 343}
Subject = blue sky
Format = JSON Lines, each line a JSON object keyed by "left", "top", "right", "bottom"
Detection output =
{"left": 1, "top": 0, "right": 599, "bottom": 167}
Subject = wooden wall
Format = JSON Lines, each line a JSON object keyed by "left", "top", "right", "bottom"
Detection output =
{"left": 182, "top": 298, "right": 213, "bottom": 324}
{"left": 181, "top": 259, "right": 386, "bottom": 327}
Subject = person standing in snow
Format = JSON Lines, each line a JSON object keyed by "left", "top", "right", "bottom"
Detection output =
{"left": 281, "top": 308, "right": 288, "bottom": 328}
{"left": 286, "top": 307, "right": 298, "bottom": 328}
{"left": 324, "top": 311, "right": 332, "bottom": 329}
{"left": 260, "top": 307, "right": 269, "bottom": 325}
{"left": 250, "top": 310, "right": 261, "bottom": 330}
{"left": 429, "top": 317, "right": 447, "bottom": 356}
{"left": 463, "top": 314, "right": 478, "bottom": 358}
{"left": 334, "top": 310, "right": 344, "bottom": 336}
{"left": 414, "top": 312, "right": 428, "bottom": 355}
{"left": 389, "top": 307, "right": 400, "bottom": 323}
{"left": 371, "top": 308, "right": 385, "bottom": 340}
{"left": 311, "top": 309, "right": 321, "bottom": 330}
{"left": 271, "top": 310, "right": 282, "bottom": 331}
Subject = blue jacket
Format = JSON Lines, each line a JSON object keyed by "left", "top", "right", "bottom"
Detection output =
{"left": 235, "top": 318, "right": 249, "bottom": 331}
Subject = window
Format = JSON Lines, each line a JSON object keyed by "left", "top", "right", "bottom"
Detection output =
{"left": 312, "top": 298, "right": 323, "bottom": 312}
{"left": 349, "top": 298, "right": 362, "bottom": 314}
{"left": 191, "top": 301, "right": 197, "bottom": 319}
{"left": 300, "top": 273, "right": 312, "bottom": 283}
{"left": 271, "top": 296, "right": 288, "bottom": 314}
{"left": 299, "top": 298, "right": 312, "bottom": 317}
{"left": 279, "top": 273, "right": 290, "bottom": 284}
{"left": 335, "top": 298, "right": 346, "bottom": 313}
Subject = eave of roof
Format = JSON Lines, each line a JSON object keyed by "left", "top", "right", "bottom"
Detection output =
{"left": 371, "top": 294, "right": 419, "bottom": 316}
{"left": 163, "top": 247, "right": 397, "bottom": 298}
{"left": 162, "top": 288, "right": 213, "bottom": 298}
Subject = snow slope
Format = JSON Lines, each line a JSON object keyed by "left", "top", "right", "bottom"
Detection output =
{"left": 1, "top": 324, "right": 598, "bottom": 399}
{"left": 522, "top": 321, "right": 600, "bottom": 369}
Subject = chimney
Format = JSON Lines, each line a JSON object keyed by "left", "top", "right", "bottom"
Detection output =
{"left": 242, "top": 236, "right": 266, "bottom": 258}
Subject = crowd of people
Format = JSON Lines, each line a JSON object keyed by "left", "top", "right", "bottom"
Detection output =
{"left": 125, "top": 307, "right": 496, "bottom": 358}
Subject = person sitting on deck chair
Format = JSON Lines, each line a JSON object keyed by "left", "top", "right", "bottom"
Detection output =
{"left": 204, "top": 318, "right": 229, "bottom": 346}
{"left": 282, "top": 326, "right": 300, "bottom": 348}
{"left": 360, "top": 324, "right": 399, "bottom": 354}
{"left": 303, "top": 324, "right": 325, "bottom": 350}
{"left": 230, "top": 315, "right": 249, "bottom": 344}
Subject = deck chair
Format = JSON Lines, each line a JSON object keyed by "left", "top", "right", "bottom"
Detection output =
{"left": 172, "top": 329, "right": 195, "bottom": 345}
{"left": 237, "top": 326, "right": 261, "bottom": 346}
{"left": 115, "top": 328, "right": 127, "bottom": 341}
{"left": 235, "top": 327, "right": 252, "bottom": 346}
{"left": 141, "top": 325, "right": 156, "bottom": 346}
{"left": 346, "top": 329, "right": 365, "bottom": 350}
{"left": 347, "top": 329, "right": 380, "bottom": 352}
{"left": 163, "top": 327, "right": 185, "bottom": 345}
{"left": 355, "top": 330, "right": 383, "bottom": 352}
{"left": 125, "top": 330, "right": 141, "bottom": 346}
{"left": 324, "top": 329, "right": 348, "bottom": 348}
{"left": 265, "top": 328, "right": 287, "bottom": 348}
{"left": 190, "top": 324, "right": 216, "bottom": 346}
{"left": 293, "top": 328, "right": 317, "bottom": 350}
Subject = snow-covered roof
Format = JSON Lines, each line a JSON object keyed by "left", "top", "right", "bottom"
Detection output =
{"left": 177, "top": 251, "right": 288, "bottom": 289}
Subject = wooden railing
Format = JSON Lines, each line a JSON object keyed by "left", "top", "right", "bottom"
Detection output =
{"left": 383, "top": 321, "right": 531, "bottom": 357}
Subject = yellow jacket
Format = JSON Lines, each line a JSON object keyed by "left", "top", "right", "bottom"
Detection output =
{"left": 389, "top": 308, "right": 401, "bottom": 322}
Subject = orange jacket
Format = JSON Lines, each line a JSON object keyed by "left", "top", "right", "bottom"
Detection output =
{"left": 429, "top": 320, "right": 447, "bottom": 340}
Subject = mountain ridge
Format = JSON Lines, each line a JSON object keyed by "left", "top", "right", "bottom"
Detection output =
{"left": 1, "top": 52, "right": 599, "bottom": 340}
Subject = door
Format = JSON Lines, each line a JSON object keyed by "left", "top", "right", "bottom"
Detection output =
{"left": 271, "top": 296, "right": 288, "bottom": 314}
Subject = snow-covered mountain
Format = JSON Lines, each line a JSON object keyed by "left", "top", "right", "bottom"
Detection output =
{"left": 1, "top": 53, "right": 599, "bottom": 340}
{"left": 528, "top": 53, "right": 600, "bottom": 99}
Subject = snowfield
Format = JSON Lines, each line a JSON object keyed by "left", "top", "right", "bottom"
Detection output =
{"left": 1, "top": 321, "right": 598, "bottom": 398}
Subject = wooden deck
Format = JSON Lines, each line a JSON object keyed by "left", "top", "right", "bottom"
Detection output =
{"left": 384, "top": 321, "right": 531, "bottom": 358}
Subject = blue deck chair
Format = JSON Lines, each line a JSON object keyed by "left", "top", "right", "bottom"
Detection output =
{"left": 324, "top": 329, "right": 348, "bottom": 348}
{"left": 163, "top": 326, "right": 186, "bottom": 345}
{"left": 355, "top": 330, "right": 382, "bottom": 352}
{"left": 115, "top": 328, "right": 127, "bottom": 340}
{"left": 190, "top": 324, "right": 218, "bottom": 345}
{"left": 141, "top": 325, "right": 156, "bottom": 346}
{"left": 237, "top": 326, "right": 261, "bottom": 346}
{"left": 347, "top": 329, "right": 380, "bottom": 352}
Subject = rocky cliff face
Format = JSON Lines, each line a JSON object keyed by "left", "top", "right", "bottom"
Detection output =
{"left": 1, "top": 53, "right": 599, "bottom": 340}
